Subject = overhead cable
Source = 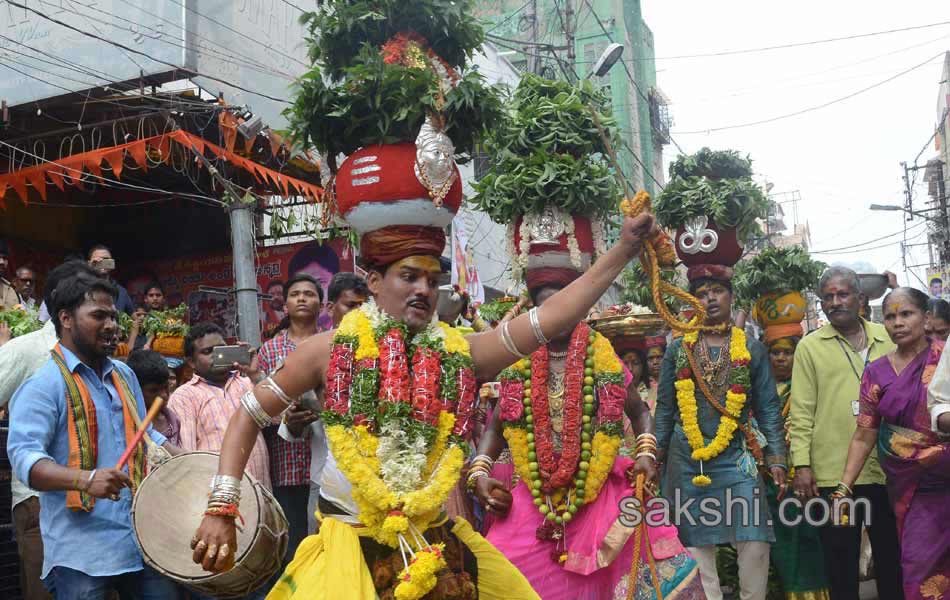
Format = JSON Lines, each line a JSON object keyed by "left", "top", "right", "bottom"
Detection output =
{"left": 672, "top": 52, "right": 944, "bottom": 134}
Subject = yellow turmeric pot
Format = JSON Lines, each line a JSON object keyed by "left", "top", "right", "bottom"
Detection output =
{"left": 152, "top": 335, "right": 185, "bottom": 357}
{"left": 754, "top": 291, "right": 806, "bottom": 327}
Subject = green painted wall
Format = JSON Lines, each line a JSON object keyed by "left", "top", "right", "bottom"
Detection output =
{"left": 475, "top": 0, "right": 664, "bottom": 196}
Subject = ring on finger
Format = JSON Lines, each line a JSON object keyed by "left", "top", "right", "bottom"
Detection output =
{"left": 218, "top": 544, "right": 230, "bottom": 558}
{"left": 195, "top": 540, "right": 207, "bottom": 552}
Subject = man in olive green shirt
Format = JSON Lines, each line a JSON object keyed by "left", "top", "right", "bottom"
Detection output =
{"left": 789, "top": 266, "right": 904, "bottom": 600}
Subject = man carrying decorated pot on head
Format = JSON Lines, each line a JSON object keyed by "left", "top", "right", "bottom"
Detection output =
{"left": 186, "top": 4, "right": 659, "bottom": 599}
{"left": 734, "top": 247, "right": 831, "bottom": 600}
{"left": 654, "top": 149, "right": 787, "bottom": 600}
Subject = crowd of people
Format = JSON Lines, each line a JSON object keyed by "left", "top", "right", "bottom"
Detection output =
{"left": 1, "top": 225, "right": 949, "bottom": 600}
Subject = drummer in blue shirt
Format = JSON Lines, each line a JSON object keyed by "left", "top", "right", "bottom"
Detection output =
{"left": 7, "top": 271, "right": 180, "bottom": 599}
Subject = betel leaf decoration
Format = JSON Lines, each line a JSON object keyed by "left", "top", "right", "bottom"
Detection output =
{"left": 286, "top": 0, "right": 503, "bottom": 163}
{"left": 143, "top": 304, "right": 190, "bottom": 338}
{"left": 476, "top": 296, "right": 518, "bottom": 324}
{"left": 654, "top": 147, "right": 768, "bottom": 243}
{"left": 732, "top": 246, "right": 826, "bottom": 310}
{"left": 0, "top": 305, "right": 41, "bottom": 338}
{"left": 470, "top": 74, "right": 622, "bottom": 223}
{"left": 668, "top": 147, "right": 753, "bottom": 181}
{"left": 302, "top": 0, "right": 485, "bottom": 81}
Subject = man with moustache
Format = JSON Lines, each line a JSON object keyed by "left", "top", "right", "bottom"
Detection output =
{"left": 789, "top": 266, "right": 904, "bottom": 600}
{"left": 6, "top": 271, "right": 178, "bottom": 599}
{"left": 257, "top": 273, "right": 325, "bottom": 562}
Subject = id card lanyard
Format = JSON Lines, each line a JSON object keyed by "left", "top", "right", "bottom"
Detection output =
{"left": 836, "top": 335, "right": 871, "bottom": 416}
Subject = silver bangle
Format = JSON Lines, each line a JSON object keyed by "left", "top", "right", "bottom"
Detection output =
{"left": 636, "top": 451, "right": 657, "bottom": 462}
{"left": 209, "top": 475, "right": 242, "bottom": 504}
{"left": 528, "top": 307, "right": 550, "bottom": 346}
{"left": 500, "top": 321, "right": 529, "bottom": 359}
{"left": 262, "top": 376, "right": 294, "bottom": 407}
{"left": 240, "top": 391, "right": 272, "bottom": 429}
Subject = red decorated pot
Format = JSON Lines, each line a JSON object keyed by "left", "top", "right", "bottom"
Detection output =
{"left": 334, "top": 143, "right": 462, "bottom": 234}
{"left": 673, "top": 216, "right": 743, "bottom": 268}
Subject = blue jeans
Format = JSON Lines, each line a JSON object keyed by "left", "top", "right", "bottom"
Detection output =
{"left": 43, "top": 565, "right": 179, "bottom": 599}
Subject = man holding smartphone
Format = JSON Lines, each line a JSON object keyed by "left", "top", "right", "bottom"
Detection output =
{"left": 167, "top": 322, "right": 271, "bottom": 491}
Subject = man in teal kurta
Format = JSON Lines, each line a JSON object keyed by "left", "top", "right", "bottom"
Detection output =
{"left": 656, "top": 270, "right": 787, "bottom": 600}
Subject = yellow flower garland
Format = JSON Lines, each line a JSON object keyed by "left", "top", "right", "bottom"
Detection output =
{"left": 394, "top": 544, "right": 448, "bottom": 600}
{"left": 583, "top": 431, "right": 621, "bottom": 505}
{"left": 325, "top": 417, "right": 464, "bottom": 547}
{"left": 676, "top": 328, "right": 751, "bottom": 486}
{"left": 337, "top": 309, "right": 379, "bottom": 360}
{"left": 591, "top": 333, "right": 623, "bottom": 374}
{"left": 438, "top": 322, "right": 469, "bottom": 355}
{"left": 503, "top": 427, "right": 534, "bottom": 485}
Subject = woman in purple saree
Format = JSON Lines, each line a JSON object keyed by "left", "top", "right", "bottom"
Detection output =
{"left": 837, "top": 287, "right": 950, "bottom": 600}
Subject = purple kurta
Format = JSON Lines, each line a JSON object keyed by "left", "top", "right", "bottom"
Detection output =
{"left": 858, "top": 339, "right": 950, "bottom": 600}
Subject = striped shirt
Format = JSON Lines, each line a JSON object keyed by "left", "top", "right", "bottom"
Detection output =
{"left": 168, "top": 373, "right": 271, "bottom": 489}
{"left": 258, "top": 330, "right": 311, "bottom": 487}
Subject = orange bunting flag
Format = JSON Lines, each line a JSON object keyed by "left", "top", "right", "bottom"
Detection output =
{"left": 0, "top": 130, "right": 323, "bottom": 206}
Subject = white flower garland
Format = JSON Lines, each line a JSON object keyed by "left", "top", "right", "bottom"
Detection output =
{"left": 591, "top": 218, "right": 608, "bottom": 260}
{"left": 376, "top": 419, "right": 429, "bottom": 495}
{"left": 516, "top": 218, "right": 532, "bottom": 282}
{"left": 563, "top": 213, "right": 582, "bottom": 269}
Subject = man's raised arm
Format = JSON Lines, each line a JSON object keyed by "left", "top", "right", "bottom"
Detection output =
{"left": 214, "top": 331, "right": 332, "bottom": 483}
{"left": 469, "top": 213, "right": 654, "bottom": 381}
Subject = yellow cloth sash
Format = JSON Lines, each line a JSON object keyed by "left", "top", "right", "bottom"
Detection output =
{"left": 266, "top": 516, "right": 540, "bottom": 600}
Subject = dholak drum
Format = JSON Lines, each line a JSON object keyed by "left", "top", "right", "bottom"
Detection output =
{"left": 132, "top": 452, "right": 288, "bottom": 598}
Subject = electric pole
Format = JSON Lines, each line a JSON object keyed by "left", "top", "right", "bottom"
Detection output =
{"left": 564, "top": 0, "right": 576, "bottom": 77}
{"left": 526, "top": 0, "right": 539, "bottom": 74}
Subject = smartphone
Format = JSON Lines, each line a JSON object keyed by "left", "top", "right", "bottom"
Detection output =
{"left": 92, "top": 258, "right": 115, "bottom": 271}
{"left": 211, "top": 345, "right": 251, "bottom": 371}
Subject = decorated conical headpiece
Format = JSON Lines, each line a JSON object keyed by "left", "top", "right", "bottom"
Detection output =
{"left": 290, "top": 4, "right": 502, "bottom": 270}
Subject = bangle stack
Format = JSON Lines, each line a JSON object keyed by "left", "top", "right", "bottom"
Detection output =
{"left": 466, "top": 454, "right": 494, "bottom": 492}
{"left": 241, "top": 391, "right": 271, "bottom": 429}
{"left": 635, "top": 433, "right": 658, "bottom": 462}
{"left": 208, "top": 475, "right": 241, "bottom": 508}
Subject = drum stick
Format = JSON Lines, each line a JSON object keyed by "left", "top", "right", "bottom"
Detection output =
{"left": 116, "top": 397, "right": 165, "bottom": 470}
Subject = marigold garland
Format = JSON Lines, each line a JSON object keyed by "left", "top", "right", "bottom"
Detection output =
{"left": 322, "top": 300, "right": 476, "bottom": 566}
{"left": 394, "top": 544, "right": 448, "bottom": 600}
{"left": 675, "top": 327, "right": 751, "bottom": 487}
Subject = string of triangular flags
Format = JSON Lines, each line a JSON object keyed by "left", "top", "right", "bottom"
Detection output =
{"left": 0, "top": 129, "right": 323, "bottom": 208}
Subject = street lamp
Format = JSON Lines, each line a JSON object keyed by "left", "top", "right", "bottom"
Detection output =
{"left": 589, "top": 43, "right": 624, "bottom": 78}
{"left": 869, "top": 203, "right": 941, "bottom": 222}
